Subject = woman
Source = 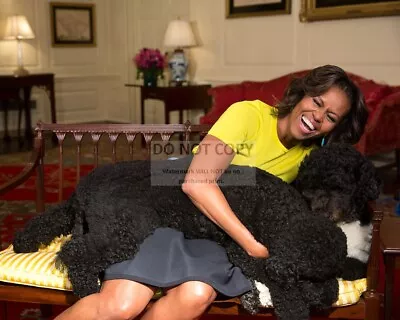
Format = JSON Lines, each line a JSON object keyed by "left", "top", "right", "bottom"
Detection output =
{"left": 55, "top": 64, "right": 368, "bottom": 320}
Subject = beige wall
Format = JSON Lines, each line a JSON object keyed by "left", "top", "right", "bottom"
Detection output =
{"left": 189, "top": 0, "right": 400, "bottom": 86}
{"left": 1, "top": 0, "right": 399, "bottom": 130}
{"left": 0, "top": 0, "right": 130, "bottom": 131}
{"left": 127, "top": 0, "right": 192, "bottom": 124}
{"left": 135, "top": 0, "right": 400, "bottom": 122}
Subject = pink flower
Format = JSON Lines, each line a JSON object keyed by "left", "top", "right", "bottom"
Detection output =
{"left": 133, "top": 48, "right": 166, "bottom": 71}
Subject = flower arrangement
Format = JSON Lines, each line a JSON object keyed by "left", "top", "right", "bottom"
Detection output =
{"left": 133, "top": 48, "right": 166, "bottom": 85}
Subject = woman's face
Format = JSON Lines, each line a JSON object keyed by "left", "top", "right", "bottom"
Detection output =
{"left": 279, "top": 86, "right": 351, "bottom": 146}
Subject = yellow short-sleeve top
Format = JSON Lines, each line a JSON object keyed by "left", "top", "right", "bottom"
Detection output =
{"left": 196, "top": 100, "right": 315, "bottom": 183}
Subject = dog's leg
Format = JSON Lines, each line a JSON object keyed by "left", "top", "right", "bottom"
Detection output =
{"left": 240, "top": 281, "right": 260, "bottom": 315}
{"left": 299, "top": 278, "right": 339, "bottom": 310}
{"left": 57, "top": 231, "right": 146, "bottom": 297}
{"left": 266, "top": 279, "right": 309, "bottom": 320}
{"left": 223, "top": 241, "right": 265, "bottom": 313}
{"left": 340, "top": 257, "right": 368, "bottom": 280}
{"left": 57, "top": 205, "right": 159, "bottom": 297}
{"left": 263, "top": 255, "right": 298, "bottom": 288}
{"left": 224, "top": 241, "right": 264, "bottom": 280}
{"left": 13, "top": 196, "right": 77, "bottom": 253}
{"left": 56, "top": 234, "right": 107, "bottom": 297}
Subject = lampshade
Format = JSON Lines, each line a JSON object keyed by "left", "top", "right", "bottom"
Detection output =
{"left": 4, "top": 15, "right": 35, "bottom": 40}
{"left": 163, "top": 19, "right": 196, "bottom": 49}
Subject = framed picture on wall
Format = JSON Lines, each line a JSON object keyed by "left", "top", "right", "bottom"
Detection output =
{"left": 300, "top": 0, "right": 400, "bottom": 22}
{"left": 226, "top": 0, "right": 291, "bottom": 18}
{"left": 50, "top": 2, "right": 96, "bottom": 47}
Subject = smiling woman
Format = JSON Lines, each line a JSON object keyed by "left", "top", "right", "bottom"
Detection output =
{"left": 278, "top": 86, "right": 351, "bottom": 148}
{"left": 275, "top": 65, "right": 368, "bottom": 147}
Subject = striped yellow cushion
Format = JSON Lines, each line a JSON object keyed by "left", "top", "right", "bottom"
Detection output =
{"left": 0, "top": 235, "right": 367, "bottom": 307}
{"left": 0, "top": 235, "right": 164, "bottom": 299}
{"left": 0, "top": 235, "right": 73, "bottom": 291}
{"left": 334, "top": 278, "right": 367, "bottom": 306}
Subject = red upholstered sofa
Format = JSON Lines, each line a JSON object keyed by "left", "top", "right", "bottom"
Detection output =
{"left": 200, "top": 70, "right": 400, "bottom": 173}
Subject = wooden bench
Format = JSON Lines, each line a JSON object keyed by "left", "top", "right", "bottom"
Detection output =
{"left": 0, "top": 122, "right": 384, "bottom": 319}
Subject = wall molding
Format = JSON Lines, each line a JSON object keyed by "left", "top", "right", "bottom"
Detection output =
{"left": 54, "top": 74, "right": 121, "bottom": 82}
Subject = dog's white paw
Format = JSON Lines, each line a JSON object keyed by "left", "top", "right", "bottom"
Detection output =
{"left": 255, "top": 281, "right": 273, "bottom": 307}
{"left": 338, "top": 221, "right": 372, "bottom": 263}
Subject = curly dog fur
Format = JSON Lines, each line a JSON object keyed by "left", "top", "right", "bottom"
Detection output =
{"left": 13, "top": 143, "right": 380, "bottom": 320}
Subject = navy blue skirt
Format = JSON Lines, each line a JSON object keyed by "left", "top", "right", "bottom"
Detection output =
{"left": 103, "top": 228, "right": 252, "bottom": 297}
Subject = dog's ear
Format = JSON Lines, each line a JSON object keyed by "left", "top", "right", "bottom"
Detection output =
{"left": 356, "top": 159, "right": 381, "bottom": 202}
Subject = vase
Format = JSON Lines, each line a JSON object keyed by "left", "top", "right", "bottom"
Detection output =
{"left": 168, "top": 49, "right": 188, "bottom": 84}
{"left": 143, "top": 71, "right": 158, "bottom": 87}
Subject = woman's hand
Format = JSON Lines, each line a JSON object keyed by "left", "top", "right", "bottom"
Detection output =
{"left": 183, "top": 135, "right": 270, "bottom": 260}
{"left": 247, "top": 241, "right": 269, "bottom": 259}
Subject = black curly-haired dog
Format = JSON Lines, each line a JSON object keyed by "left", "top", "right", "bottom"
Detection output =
{"left": 294, "top": 144, "right": 380, "bottom": 282}
{"left": 12, "top": 143, "right": 380, "bottom": 320}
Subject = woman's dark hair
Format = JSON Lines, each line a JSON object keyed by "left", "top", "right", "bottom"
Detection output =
{"left": 275, "top": 65, "right": 368, "bottom": 146}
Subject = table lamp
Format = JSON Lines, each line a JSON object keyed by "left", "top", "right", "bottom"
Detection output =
{"left": 3, "top": 15, "right": 35, "bottom": 77}
{"left": 163, "top": 18, "right": 196, "bottom": 85}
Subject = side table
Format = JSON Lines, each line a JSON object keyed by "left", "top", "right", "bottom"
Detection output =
{"left": 125, "top": 84, "right": 211, "bottom": 124}
{"left": 0, "top": 73, "right": 56, "bottom": 142}
{"left": 380, "top": 215, "right": 400, "bottom": 320}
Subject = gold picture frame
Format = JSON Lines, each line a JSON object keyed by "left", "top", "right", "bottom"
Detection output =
{"left": 50, "top": 2, "right": 96, "bottom": 47}
{"left": 226, "top": 0, "right": 291, "bottom": 19}
{"left": 300, "top": 0, "right": 400, "bottom": 22}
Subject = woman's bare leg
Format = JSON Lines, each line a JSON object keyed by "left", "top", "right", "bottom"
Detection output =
{"left": 141, "top": 281, "right": 217, "bottom": 320}
{"left": 55, "top": 279, "right": 156, "bottom": 320}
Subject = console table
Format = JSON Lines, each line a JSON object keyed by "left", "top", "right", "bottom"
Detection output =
{"left": 125, "top": 84, "right": 211, "bottom": 124}
{"left": 0, "top": 73, "right": 56, "bottom": 142}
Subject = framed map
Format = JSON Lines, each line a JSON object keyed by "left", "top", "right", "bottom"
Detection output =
{"left": 300, "top": 0, "right": 400, "bottom": 22}
{"left": 226, "top": 0, "right": 291, "bottom": 18}
{"left": 50, "top": 2, "right": 96, "bottom": 47}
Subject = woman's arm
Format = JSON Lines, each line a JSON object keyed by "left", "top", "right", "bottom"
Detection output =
{"left": 181, "top": 134, "right": 269, "bottom": 259}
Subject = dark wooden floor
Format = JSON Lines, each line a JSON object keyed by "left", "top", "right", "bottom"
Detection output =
{"left": 0, "top": 136, "right": 33, "bottom": 154}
